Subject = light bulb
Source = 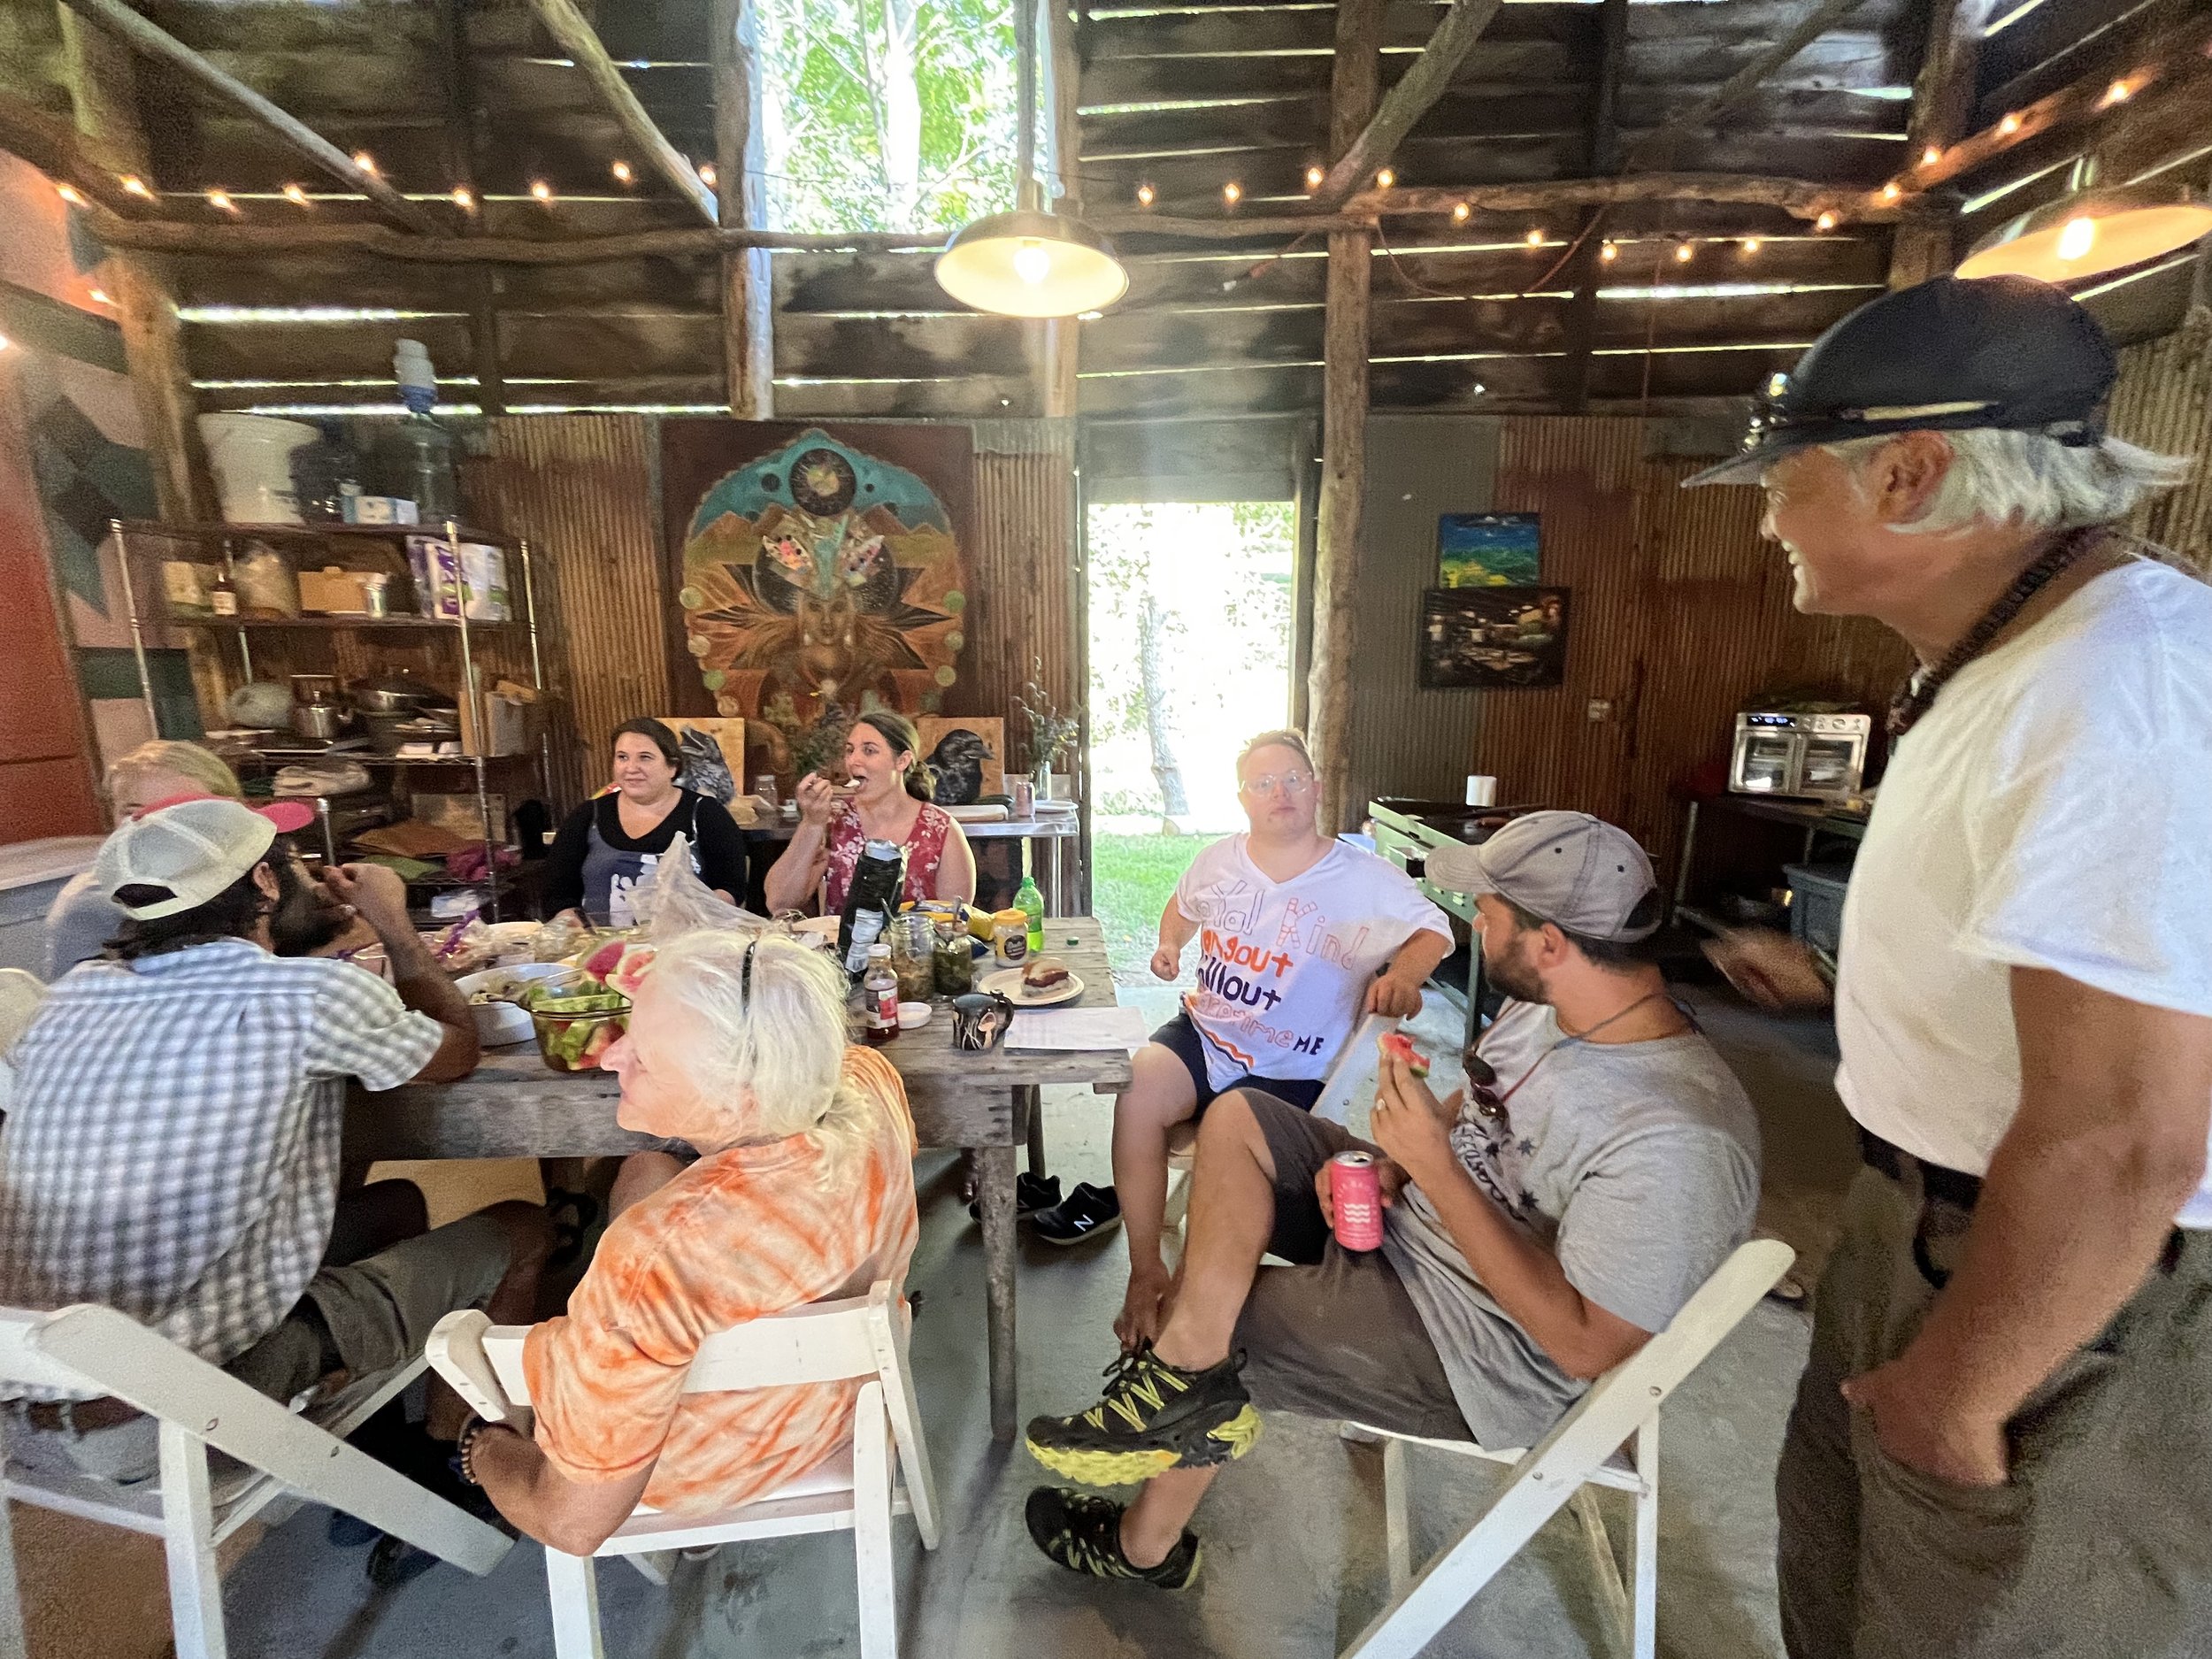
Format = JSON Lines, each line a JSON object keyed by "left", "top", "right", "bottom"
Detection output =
{"left": 56, "top": 183, "right": 83, "bottom": 206}
{"left": 207, "top": 188, "right": 236, "bottom": 213}
{"left": 0, "top": 333, "right": 11, "bottom": 351}
{"left": 2055, "top": 216, "right": 2096, "bottom": 261}
{"left": 283, "top": 183, "right": 310, "bottom": 206}
{"left": 531, "top": 180, "right": 554, "bottom": 202}
{"left": 1223, "top": 180, "right": 1242, "bottom": 205}
{"left": 121, "top": 175, "right": 152, "bottom": 199}
{"left": 451, "top": 185, "right": 475, "bottom": 211}
{"left": 1921, "top": 146, "right": 1941, "bottom": 167}
{"left": 1881, "top": 181, "right": 1901, "bottom": 201}
{"left": 1305, "top": 165, "right": 1324, "bottom": 189}
{"left": 352, "top": 151, "right": 378, "bottom": 175}
{"left": 1675, "top": 242, "right": 1694, "bottom": 263}
{"left": 1012, "top": 241, "right": 1051, "bottom": 285}
{"left": 1375, "top": 167, "right": 1394, "bottom": 189}
{"left": 1599, "top": 242, "right": 1618, "bottom": 262}
{"left": 2000, "top": 111, "right": 2022, "bottom": 134}
{"left": 1816, "top": 211, "right": 1837, "bottom": 232}
{"left": 1525, "top": 228, "right": 1544, "bottom": 246}
{"left": 88, "top": 288, "right": 110, "bottom": 305}
{"left": 1451, "top": 202, "right": 1470, "bottom": 223}
{"left": 698, "top": 161, "right": 717, "bottom": 186}
{"left": 1136, "top": 183, "right": 1155, "bottom": 207}
{"left": 1742, "top": 237, "right": 1762, "bottom": 254}
{"left": 611, "top": 160, "right": 634, "bottom": 184}
{"left": 2104, "top": 79, "right": 2131, "bottom": 104}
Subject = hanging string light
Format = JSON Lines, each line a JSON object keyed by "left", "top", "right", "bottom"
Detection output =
{"left": 88, "top": 288, "right": 111, "bottom": 305}
{"left": 1223, "top": 180, "right": 1243, "bottom": 205}
{"left": 1305, "top": 165, "right": 1324, "bottom": 190}
{"left": 352, "top": 151, "right": 379, "bottom": 176}
{"left": 611, "top": 160, "right": 634, "bottom": 185}
{"left": 120, "top": 176, "right": 152, "bottom": 199}
{"left": 1374, "top": 168, "right": 1394, "bottom": 189}
{"left": 1451, "top": 202, "right": 1470, "bottom": 224}
{"left": 1525, "top": 227, "right": 1544, "bottom": 247}
{"left": 451, "top": 185, "right": 476, "bottom": 211}
{"left": 1599, "top": 241, "right": 1619, "bottom": 262}
{"left": 1741, "top": 237, "right": 1762, "bottom": 255}
{"left": 1999, "top": 111, "right": 2022, "bottom": 134}
{"left": 1881, "top": 181, "right": 1902, "bottom": 202}
{"left": 531, "top": 179, "right": 555, "bottom": 203}
{"left": 1675, "top": 241, "right": 1694, "bottom": 263}
{"left": 1135, "top": 182, "right": 1156, "bottom": 208}
{"left": 1816, "top": 211, "right": 1838, "bottom": 231}
{"left": 1920, "top": 145, "right": 1942, "bottom": 168}
{"left": 2102, "top": 79, "right": 2131, "bottom": 105}
{"left": 282, "top": 182, "right": 311, "bottom": 207}
{"left": 206, "top": 188, "right": 237, "bottom": 213}
{"left": 56, "top": 182, "right": 84, "bottom": 206}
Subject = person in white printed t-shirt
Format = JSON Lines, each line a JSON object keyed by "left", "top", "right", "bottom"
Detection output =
{"left": 1693, "top": 275, "right": 2212, "bottom": 1659}
{"left": 1041, "top": 729, "right": 1451, "bottom": 1352}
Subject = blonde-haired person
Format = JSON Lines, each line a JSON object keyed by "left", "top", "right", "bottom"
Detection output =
{"left": 42, "top": 741, "right": 243, "bottom": 977}
{"left": 460, "top": 932, "right": 919, "bottom": 1554}
{"left": 1079, "top": 728, "right": 1452, "bottom": 1353}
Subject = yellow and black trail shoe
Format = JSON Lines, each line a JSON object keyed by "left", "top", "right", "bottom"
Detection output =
{"left": 1025, "top": 1487, "right": 1202, "bottom": 1590}
{"left": 1025, "top": 1345, "right": 1263, "bottom": 1486}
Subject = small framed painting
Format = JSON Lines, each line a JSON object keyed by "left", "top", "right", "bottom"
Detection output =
{"left": 914, "top": 715, "right": 1004, "bottom": 806}
{"left": 1438, "top": 511, "right": 1541, "bottom": 588}
{"left": 1418, "top": 587, "right": 1570, "bottom": 688}
{"left": 659, "top": 717, "right": 747, "bottom": 805}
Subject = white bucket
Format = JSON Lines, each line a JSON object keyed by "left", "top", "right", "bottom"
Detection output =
{"left": 198, "top": 413, "right": 316, "bottom": 524}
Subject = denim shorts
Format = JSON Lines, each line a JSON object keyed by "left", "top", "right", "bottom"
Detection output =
{"left": 1149, "top": 1009, "right": 1325, "bottom": 1118}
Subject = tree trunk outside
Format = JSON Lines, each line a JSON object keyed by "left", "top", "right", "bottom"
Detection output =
{"left": 1138, "top": 584, "right": 1189, "bottom": 818}
{"left": 878, "top": 0, "right": 921, "bottom": 227}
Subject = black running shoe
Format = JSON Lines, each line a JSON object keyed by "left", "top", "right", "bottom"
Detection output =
{"left": 1031, "top": 1181, "right": 1122, "bottom": 1248}
{"left": 969, "top": 1171, "right": 1063, "bottom": 1224}
{"left": 1025, "top": 1345, "right": 1262, "bottom": 1486}
{"left": 1025, "top": 1486, "right": 1202, "bottom": 1590}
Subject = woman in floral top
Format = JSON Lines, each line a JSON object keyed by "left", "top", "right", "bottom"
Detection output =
{"left": 763, "top": 710, "right": 977, "bottom": 915}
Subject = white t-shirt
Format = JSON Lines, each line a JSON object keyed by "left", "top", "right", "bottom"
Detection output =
{"left": 1172, "top": 834, "right": 1451, "bottom": 1089}
{"left": 1836, "top": 558, "right": 2212, "bottom": 1225}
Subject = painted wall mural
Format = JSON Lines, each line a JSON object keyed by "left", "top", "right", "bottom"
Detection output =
{"left": 661, "top": 421, "right": 974, "bottom": 786}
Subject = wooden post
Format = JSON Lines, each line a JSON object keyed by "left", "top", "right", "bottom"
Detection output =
{"left": 1890, "top": 0, "right": 1987, "bottom": 288}
{"left": 434, "top": 0, "right": 506, "bottom": 415}
{"left": 1042, "top": 0, "right": 1084, "bottom": 417}
{"left": 56, "top": 5, "right": 213, "bottom": 524}
{"left": 1308, "top": 0, "right": 1381, "bottom": 833}
{"left": 712, "top": 0, "right": 773, "bottom": 417}
{"left": 1563, "top": 0, "right": 1627, "bottom": 414}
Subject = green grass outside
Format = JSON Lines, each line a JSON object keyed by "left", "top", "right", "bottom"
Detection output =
{"left": 1092, "top": 833, "right": 1220, "bottom": 979}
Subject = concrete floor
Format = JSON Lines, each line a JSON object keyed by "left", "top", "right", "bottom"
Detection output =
{"left": 212, "top": 979, "right": 1859, "bottom": 1659}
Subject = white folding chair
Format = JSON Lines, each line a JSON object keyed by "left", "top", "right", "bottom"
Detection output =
{"left": 428, "top": 1277, "right": 941, "bottom": 1659}
{"left": 1163, "top": 1011, "right": 1401, "bottom": 1231}
{"left": 0, "top": 1302, "right": 512, "bottom": 1659}
{"left": 1337, "top": 1238, "right": 1795, "bottom": 1659}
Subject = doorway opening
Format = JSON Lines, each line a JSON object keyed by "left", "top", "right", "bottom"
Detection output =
{"left": 1085, "top": 500, "right": 1295, "bottom": 986}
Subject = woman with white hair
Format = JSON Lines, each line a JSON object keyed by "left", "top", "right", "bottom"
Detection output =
{"left": 456, "top": 932, "right": 918, "bottom": 1555}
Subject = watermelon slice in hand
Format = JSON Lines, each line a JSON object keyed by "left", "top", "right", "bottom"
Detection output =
{"left": 1379, "top": 1030, "right": 1431, "bottom": 1079}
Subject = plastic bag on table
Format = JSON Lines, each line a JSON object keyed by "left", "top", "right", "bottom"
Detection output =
{"left": 644, "top": 832, "right": 767, "bottom": 944}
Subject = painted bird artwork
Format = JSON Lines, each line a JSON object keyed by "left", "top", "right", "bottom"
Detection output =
{"left": 678, "top": 726, "right": 738, "bottom": 805}
{"left": 927, "top": 728, "right": 995, "bottom": 807}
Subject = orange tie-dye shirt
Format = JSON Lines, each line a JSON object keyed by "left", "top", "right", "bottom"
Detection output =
{"left": 523, "top": 1048, "right": 918, "bottom": 1515}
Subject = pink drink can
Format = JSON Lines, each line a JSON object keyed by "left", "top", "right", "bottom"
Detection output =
{"left": 1011, "top": 778, "right": 1036, "bottom": 818}
{"left": 1330, "top": 1151, "right": 1385, "bottom": 1251}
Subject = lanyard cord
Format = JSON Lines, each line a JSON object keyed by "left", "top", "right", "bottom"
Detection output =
{"left": 1487, "top": 990, "right": 1681, "bottom": 1107}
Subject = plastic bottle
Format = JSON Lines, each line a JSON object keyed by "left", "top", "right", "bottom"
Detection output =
{"left": 380, "top": 340, "right": 458, "bottom": 522}
{"left": 290, "top": 419, "right": 363, "bottom": 523}
{"left": 863, "top": 943, "right": 899, "bottom": 1044}
{"left": 1016, "top": 845, "right": 1045, "bottom": 956}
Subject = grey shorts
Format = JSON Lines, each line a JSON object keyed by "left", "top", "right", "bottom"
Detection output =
{"left": 14, "top": 1211, "right": 512, "bottom": 1486}
{"left": 1231, "top": 1090, "right": 1471, "bottom": 1443}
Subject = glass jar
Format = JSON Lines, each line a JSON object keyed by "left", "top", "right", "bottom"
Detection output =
{"left": 234, "top": 541, "right": 300, "bottom": 618}
{"left": 893, "top": 912, "right": 937, "bottom": 1003}
{"left": 933, "top": 918, "right": 974, "bottom": 996}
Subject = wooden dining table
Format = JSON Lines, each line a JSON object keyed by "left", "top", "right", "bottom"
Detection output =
{"left": 346, "top": 917, "right": 1133, "bottom": 1440}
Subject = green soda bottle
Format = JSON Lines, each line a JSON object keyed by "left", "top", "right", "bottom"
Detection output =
{"left": 1016, "top": 844, "right": 1045, "bottom": 956}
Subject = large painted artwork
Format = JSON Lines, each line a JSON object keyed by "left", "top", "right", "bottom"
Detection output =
{"left": 662, "top": 421, "right": 973, "bottom": 786}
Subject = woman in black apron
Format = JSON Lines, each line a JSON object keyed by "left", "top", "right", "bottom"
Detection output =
{"left": 543, "top": 718, "right": 749, "bottom": 925}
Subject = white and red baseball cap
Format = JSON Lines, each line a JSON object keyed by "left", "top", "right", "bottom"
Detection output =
{"left": 97, "top": 794, "right": 317, "bottom": 919}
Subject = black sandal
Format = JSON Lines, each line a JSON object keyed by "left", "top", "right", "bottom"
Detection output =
{"left": 545, "top": 1187, "right": 602, "bottom": 1270}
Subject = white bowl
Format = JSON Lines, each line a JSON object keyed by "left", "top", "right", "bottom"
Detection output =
{"left": 896, "top": 1001, "right": 933, "bottom": 1029}
{"left": 458, "top": 964, "right": 570, "bottom": 1046}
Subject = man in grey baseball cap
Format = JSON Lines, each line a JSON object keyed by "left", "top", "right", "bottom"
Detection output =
{"left": 1696, "top": 274, "right": 2212, "bottom": 1659}
{"left": 1020, "top": 810, "right": 1760, "bottom": 1592}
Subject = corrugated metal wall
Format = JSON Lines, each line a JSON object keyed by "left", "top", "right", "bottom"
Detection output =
{"left": 2111, "top": 306, "right": 2212, "bottom": 573}
{"left": 475, "top": 415, "right": 672, "bottom": 810}
{"left": 1347, "top": 415, "right": 1908, "bottom": 880}
{"left": 1340, "top": 415, "right": 1502, "bottom": 824}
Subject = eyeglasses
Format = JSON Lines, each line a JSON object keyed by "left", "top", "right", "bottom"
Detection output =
{"left": 1240, "top": 769, "right": 1314, "bottom": 798}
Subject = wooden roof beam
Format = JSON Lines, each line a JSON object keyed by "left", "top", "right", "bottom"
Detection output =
{"left": 58, "top": 0, "right": 445, "bottom": 235}
{"left": 1888, "top": 0, "right": 1991, "bottom": 288}
{"left": 527, "top": 0, "right": 718, "bottom": 226}
{"left": 1314, "top": 0, "right": 1507, "bottom": 208}
{"left": 0, "top": 87, "right": 144, "bottom": 217}
{"left": 1341, "top": 174, "right": 1893, "bottom": 224}
{"left": 82, "top": 212, "right": 950, "bottom": 263}
{"left": 1903, "top": 9, "right": 2212, "bottom": 195}
{"left": 1624, "top": 0, "right": 1873, "bottom": 169}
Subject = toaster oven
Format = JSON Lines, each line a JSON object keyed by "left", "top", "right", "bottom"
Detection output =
{"left": 1729, "top": 711, "right": 1871, "bottom": 803}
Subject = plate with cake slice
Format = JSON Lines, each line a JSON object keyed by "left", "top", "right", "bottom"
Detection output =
{"left": 981, "top": 957, "right": 1086, "bottom": 1007}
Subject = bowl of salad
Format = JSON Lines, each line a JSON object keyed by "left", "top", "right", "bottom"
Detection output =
{"left": 457, "top": 964, "right": 571, "bottom": 1046}
{"left": 524, "top": 971, "right": 633, "bottom": 1073}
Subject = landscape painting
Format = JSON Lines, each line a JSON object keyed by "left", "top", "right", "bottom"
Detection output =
{"left": 1418, "top": 587, "right": 1570, "bottom": 688}
{"left": 1437, "top": 511, "right": 1541, "bottom": 588}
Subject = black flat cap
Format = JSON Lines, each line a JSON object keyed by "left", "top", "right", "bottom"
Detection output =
{"left": 1683, "top": 274, "right": 2118, "bottom": 487}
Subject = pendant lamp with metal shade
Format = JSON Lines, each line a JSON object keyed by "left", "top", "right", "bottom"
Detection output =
{"left": 934, "top": 0, "right": 1126, "bottom": 318}
{"left": 1955, "top": 156, "right": 2212, "bottom": 285}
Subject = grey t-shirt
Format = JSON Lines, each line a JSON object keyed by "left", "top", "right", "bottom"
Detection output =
{"left": 1380, "top": 999, "right": 1761, "bottom": 1451}
{"left": 42, "top": 872, "right": 123, "bottom": 980}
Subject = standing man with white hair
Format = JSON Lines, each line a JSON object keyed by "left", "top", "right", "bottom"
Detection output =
{"left": 1690, "top": 274, "right": 2212, "bottom": 1658}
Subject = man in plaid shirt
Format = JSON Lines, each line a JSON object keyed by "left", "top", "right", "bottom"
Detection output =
{"left": 0, "top": 797, "right": 550, "bottom": 1487}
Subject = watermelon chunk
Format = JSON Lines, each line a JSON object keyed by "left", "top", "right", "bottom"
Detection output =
{"left": 580, "top": 939, "right": 628, "bottom": 982}
{"left": 1379, "top": 1030, "right": 1431, "bottom": 1078}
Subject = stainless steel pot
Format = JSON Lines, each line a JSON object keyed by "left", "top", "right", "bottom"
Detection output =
{"left": 290, "top": 701, "right": 352, "bottom": 741}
